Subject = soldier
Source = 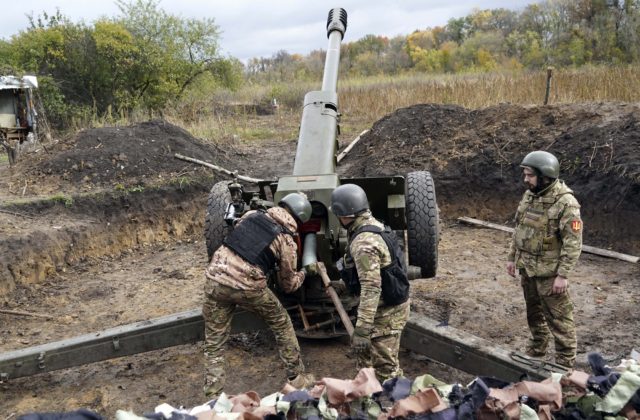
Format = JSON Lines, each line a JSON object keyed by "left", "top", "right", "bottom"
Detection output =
{"left": 202, "top": 192, "right": 315, "bottom": 398}
{"left": 507, "top": 151, "right": 582, "bottom": 368}
{"left": 330, "top": 184, "right": 410, "bottom": 382}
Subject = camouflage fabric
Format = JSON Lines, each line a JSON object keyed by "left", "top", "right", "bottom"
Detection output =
{"left": 508, "top": 179, "right": 582, "bottom": 368}
{"left": 508, "top": 179, "right": 583, "bottom": 278}
{"left": 521, "top": 273, "right": 577, "bottom": 367}
{"left": 204, "top": 206, "right": 305, "bottom": 293}
{"left": 202, "top": 283, "right": 304, "bottom": 397}
{"left": 347, "top": 212, "right": 410, "bottom": 381}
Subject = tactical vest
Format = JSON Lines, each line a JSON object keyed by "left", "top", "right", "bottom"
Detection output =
{"left": 513, "top": 186, "right": 571, "bottom": 259}
{"left": 341, "top": 224, "right": 409, "bottom": 306}
{"left": 223, "top": 211, "right": 284, "bottom": 274}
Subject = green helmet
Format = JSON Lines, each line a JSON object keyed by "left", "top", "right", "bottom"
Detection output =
{"left": 521, "top": 151, "right": 560, "bottom": 179}
{"left": 279, "top": 193, "right": 312, "bottom": 224}
{"left": 330, "top": 184, "right": 369, "bottom": 217}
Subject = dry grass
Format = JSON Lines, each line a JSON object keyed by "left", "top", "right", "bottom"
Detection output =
{"left": 163, "top": 65, "right": 640, "bottom": 144}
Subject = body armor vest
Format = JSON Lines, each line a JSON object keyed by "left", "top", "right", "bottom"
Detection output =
{"left": 223, "top": 211, "right": 284, "bottom": 274}
{"left": 341, "top": 224, "right": 409, "bottom": 306}
{"left": 514, "top": 187, "right": 571, "bottom": 258}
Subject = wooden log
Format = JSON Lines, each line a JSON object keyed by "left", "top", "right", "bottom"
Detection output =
{"left": 0, "top": 308, "right": 54, "bottom": 319}
{"left": 174, "top": 153, "right": 264, "bottom": 184}
{"left": 457, "top": 216, "right": 639, "bottom": 264}
{"left": 337, "top": 129, "right": 369, "bottom": 163}
{"left": 0, "top": 209, "right": 34, "bottom": 219}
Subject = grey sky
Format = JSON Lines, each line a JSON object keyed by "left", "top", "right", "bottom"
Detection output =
{"left": 2, "top": 1, "right": 536, "bottom": 62}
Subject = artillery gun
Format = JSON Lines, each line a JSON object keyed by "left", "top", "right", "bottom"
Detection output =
{"left": 204, "top": 8, "right": 439, "bottom": 338}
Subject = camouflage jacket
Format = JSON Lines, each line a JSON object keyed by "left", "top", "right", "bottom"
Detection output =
{"left": 204, "top": 206, "right": 305, "bottom": 293}
{"left": 508, "top": 179, "right": 583, "bottom": 278}
{"left": 346, "top": 212, "right": 393, "bottom": 332}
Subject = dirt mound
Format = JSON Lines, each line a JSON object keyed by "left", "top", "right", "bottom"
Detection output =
{"left": 22, "top": 120, "right": 232, "bottom": 190}
{"left": 340, "top": 102, "right": 640, "bottom": 253}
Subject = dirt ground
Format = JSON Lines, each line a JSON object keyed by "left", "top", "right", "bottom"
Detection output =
{"left": 0, "top": 102, "right": 639, "bottom": 417}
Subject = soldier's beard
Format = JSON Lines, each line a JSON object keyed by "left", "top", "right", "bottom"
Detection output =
{"left": 525, "top": 181, "right": 537, "bottom": 192}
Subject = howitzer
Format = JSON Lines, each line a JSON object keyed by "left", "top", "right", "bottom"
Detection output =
{"left": 204, "top": 8, "right": 440, "bottom": 338}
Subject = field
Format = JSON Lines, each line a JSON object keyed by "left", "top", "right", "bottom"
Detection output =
{"left": 0, "top": 70, "right": 639, "bottom": 416}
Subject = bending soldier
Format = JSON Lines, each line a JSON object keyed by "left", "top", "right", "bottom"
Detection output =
{"left": 202, "top": 192, "right": 315, "bottom": 398}
{"left": 507, "top": 151, "right": 582, "bottom": 368}
{"left": 331, "top": 184, "right": 410, "bottom": 382}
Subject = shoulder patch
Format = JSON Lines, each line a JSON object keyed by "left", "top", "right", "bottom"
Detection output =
{"left": 571, "top": 220, "right": 582, "bottom": 232}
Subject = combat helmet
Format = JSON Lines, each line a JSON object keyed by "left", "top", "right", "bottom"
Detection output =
{"left": 521, "top": 151, "right": 560, "bottom": 179}
{"left": 330, "top": 184, "right": 369, "bottom": 217}
{"left": 279, "top": 193, "right": 312, "bottom": 224}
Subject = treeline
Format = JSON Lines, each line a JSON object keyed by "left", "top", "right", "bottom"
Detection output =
{"left": 1, "top": 0, "right": 639, "bottom": 128}
{"left": 247, "top": 0, "right": 640, "bottom": 82}
{"left": 0, "top": 0, "right": 242, "bottom": 128}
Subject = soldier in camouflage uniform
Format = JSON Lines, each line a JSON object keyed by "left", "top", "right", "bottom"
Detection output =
{"left": 331, "top": 184, "right": 410, "bottom": 382}
{"left": 202, "top": 193, "right": 315, "bottom": 398}
{"left": 507, "top": 151, "right": 582, "bottom": 368}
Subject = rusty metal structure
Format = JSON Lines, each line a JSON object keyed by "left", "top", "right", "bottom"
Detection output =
{"left": 0, "top": 75, "right": 38, "bottom": 165}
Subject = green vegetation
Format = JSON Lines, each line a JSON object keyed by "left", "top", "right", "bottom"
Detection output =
{"left": 50, "top": 193, "right": 74, "bottom": 207}
{"left": 1, "top": 0, "right": 640, "bottom": 133}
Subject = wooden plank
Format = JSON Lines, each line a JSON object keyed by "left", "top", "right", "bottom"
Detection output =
{"left": 458, "top": 216, "right": 639, "bottom": 264}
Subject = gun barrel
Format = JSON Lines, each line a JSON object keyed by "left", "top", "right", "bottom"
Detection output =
{"left": 322, "top": 8, "right": 347, "bottom": 92}
{"left": 291, "top": 8, "right": 347, "bottom": 176}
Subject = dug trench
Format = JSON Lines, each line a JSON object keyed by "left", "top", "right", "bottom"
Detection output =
{"left": 0, "top": 103, "right": 638, "bottom": 416}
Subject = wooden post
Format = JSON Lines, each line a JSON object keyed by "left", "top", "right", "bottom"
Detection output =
{"left": 544, "top": 67, "right": 553, "bottom": 105}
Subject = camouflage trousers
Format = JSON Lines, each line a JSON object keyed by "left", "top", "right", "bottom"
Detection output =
{"left": 521, "top": 273, "right": 577, "bottom": 367}
{"left": 357, "top": 300, "right": 410, "bottom": 382}
{"left": 202, "top": 282, "right": 304, "bottom": 397}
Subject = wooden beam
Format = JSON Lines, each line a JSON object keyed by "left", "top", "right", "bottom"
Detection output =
{"left": 457, "top": 216, "right": 639, "bottom": 264}
{"left": 337, "top": 129, "right": 368, "bottom": 163}
{"left": 174, "top": 153, "right": 264, "bottom": 184}
{"left": 0, "top": 309, "right": 54, "bottom": 319}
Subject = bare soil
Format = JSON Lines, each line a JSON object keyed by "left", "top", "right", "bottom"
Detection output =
{"left": 0, "top": 102, "right": 639, "bottom": 417}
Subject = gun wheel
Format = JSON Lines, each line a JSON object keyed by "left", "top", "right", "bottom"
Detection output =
{"left": 204, "top": 181, "right": 232, "bottom": 260}
{"left": 406, "top": 171, "right": 439, "bottom": 278}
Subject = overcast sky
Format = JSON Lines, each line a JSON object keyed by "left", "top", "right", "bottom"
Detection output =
{"left": 1, "top": 0, "right": 536, "bottom": 62}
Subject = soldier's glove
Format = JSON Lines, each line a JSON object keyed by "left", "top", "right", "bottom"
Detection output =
{"left": 351, "top": 327, "right": 371, "bottom": 353}
{"left": 303, "top": 262, "right": 318, "bottom": 276}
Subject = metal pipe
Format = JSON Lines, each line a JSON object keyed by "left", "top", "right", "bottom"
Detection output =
{"left": 301, "top": 233, "right": 318, "bottom": 267}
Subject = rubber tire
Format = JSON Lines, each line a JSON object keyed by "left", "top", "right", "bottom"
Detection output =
{"left": 406, "top": 171, "right": 439, "bottom": 278}
{"left": 204, "top": 181, "right": 232, "bottom": 260}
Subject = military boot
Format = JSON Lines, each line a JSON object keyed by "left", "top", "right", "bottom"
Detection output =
{"left": 525, "top": 347, "right": 547, "bottom": 358}
{"left": 204, "top": 384, "right": 222, "bottom": 401}
{"left": 287, "top": 373, "right": 316, "bottom": 389}
{"left": 555, "top": 356, "right": 575, "bottom": 370}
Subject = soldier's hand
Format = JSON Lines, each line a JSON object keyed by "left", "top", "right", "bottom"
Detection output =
{"left": 507, "top": 262, "right": 516, "bottom": 277}
{"left": 551, "top": 276, "right": 568, "bottom": 294}
{"left": 351, "top": 327, "right": 371, "bottom": 353}
{"left": 303, "top": 262, "right": 317, "bottom": 276}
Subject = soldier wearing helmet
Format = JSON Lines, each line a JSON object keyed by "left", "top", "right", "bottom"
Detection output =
{"left": 203, "top": 192, "right": 315, "bottom": 398}
{"left": 331, "top": 184, "right": 410, "bottom": 381}
{"left": 507, "top": 151, "right": 582, "bottom": 368}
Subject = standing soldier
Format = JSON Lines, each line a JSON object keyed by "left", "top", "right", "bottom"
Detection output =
{"left": 507, "top": 151, "right": 582, "bottom": 368}
{"left": 330, "top": 184, "right": 410, "bottom": 381}
{"left": 202, "top": 193, "right": 315, "bottom": 398}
